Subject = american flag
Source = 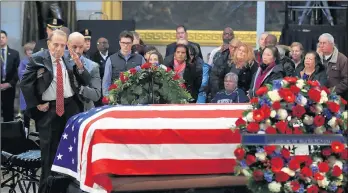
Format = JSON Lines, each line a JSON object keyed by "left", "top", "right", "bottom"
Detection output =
{"left": 51, "top": 104, "right": 251, "bottom": 193}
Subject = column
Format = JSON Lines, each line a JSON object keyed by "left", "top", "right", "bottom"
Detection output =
{"left": 102, "top": 1, "right": 122, "bottom": 20}
{"left": 256, "top": 1, "right": 266, "bottom": 49}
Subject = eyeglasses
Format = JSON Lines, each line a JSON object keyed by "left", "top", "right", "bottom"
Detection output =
{"left": 120, "top": 42, "right": 132, "bottom": 45}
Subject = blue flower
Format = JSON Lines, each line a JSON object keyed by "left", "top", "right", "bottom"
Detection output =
{"left": 240, "top": 160, "right": 248, "bottom": 169}
{"left": 311, "top": 165, "right": 319, "bottom": 173}
{"left": 330, "top": 95, "right": 338, "bottom": 101}
{"left": 296, "top": 94, "right": 304, "bottom": 104}
{"left": 328, "top": 182, "right": 337, "bottom": 192}
{"left": 323, "top": 108, "right": 333, "bottom": 119}
{"left": 256, "top": 147, "right": 265, "bottom": 153}
{"left": 296, "top": 184, "right": 305, "bottom": 193}
{"left": 343, "top": 164, "right": 348, "bottom": 174}
{"left": 271, "top": 150, "right": 282, "bottom": 158}
{"left": 272, "top": 80, "right": 282, "bottom": 90}
{"left": 135, "top": 66, "right": 142, "bottom": 72}
{"left": 264, "top": 171, "right": 273, "bottom": 183}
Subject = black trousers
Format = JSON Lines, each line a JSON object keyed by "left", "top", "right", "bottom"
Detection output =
{"left": 1, "top": 87, "right": 15, "bottom": 122}
{"left": 37, "top": 97, "right": 80, "bottom": 193}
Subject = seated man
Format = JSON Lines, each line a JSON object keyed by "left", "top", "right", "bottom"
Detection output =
{"left": 211, "top": 72, "right": 249, "bottom": 103}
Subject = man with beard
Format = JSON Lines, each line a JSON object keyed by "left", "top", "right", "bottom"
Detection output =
{"left": 207, "top": 27, "right": 234, "bottom": 66}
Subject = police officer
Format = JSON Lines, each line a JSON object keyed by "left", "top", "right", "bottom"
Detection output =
{"left": 79, "top": 29, "right": 92, "bottom": 59}
{"left": 33, "top": 18, "right": 64, "bottom": 53}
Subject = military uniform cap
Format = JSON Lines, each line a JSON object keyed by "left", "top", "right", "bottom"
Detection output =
{"left": 80, "top": 29, "right": 92, "bottom": 39}
{"left": 46, "top": 18, "right": 64, "bottom": 29}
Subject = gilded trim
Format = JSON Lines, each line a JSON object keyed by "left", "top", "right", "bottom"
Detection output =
{"left": 136, "top": 30, "right": 281, "bottom": 47}
{"left": 102, "top": 1, "right": 123, "bottom": 20}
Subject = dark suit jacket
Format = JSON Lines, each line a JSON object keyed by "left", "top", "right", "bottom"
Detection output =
{"left": 165, "top": 41, "right": 203, "bottom": 59}
{"left": 19, "top": 50, "right": 89, "bottom": 119}
{"left": 91, "top": 50, "right": 114, "bottom": 79}
{"left": 1, "top": 46, "right": 20, "bottom": 87}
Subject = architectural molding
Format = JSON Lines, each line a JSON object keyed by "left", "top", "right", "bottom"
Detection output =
{"left": 136, "top": 30, "right": 281, "bottom": 46}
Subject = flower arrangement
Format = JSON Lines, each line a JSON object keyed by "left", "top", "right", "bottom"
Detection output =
{"left": 102, "top": 63, "right": 192, "bottom": 105}
{"left": 231, "top": 77, "right": 348, "bottom": 192}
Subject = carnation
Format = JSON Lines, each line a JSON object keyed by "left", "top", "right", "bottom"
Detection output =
{"left": 268, "top": 90, "right": 282, "bottom": 102}
{"left": 317, "top": 177, "right": 329, "bottom": 188}
{"left": 319, "top": 90, "right": 329, "bottom": 104}
{"left": 277, "top": 109, "right": 288, "bottom": 120}
{"left": 246, "top": 112, "right": 254, "bottom": 122}
{"left": 303, "top": 115, "right": 314, "bottom": 125}
{"left": 296, "top": 79, "right": 305, "bottom": 89}
{"left": 255, "top": 151, "right": 267, "bottom": 161}
{"left": 268, "top": 181, "right": 282, "bottom": 192}
{"left": 270, "top": 110, "right": 277, "bottom": 118}
{"left": 342, "top": 111, "right": 348, "bottom": 120}
{"left": 328, "top": 117, "right": 337, "bottom": 128}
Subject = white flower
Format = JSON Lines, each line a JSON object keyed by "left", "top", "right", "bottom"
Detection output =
{"left": 299, "top": 95, "right": 308, "bottom": 106}
{"left": 312, "top": 157, "right": 323, "bottom": 165}
{"left": 287, "top": 116, "right": 292, "bottom": 121}
{"left": 257, "top": 130, "right": 266, "bottom": 134}
{"left": 282, "top": 80, "right": 289, "bottom": 86}
{"left": 314, "top": 126, "right": 326, "bottom": 134}
{"left": 296, "top": 79, "right": 305, "bottom": 89}
{"left": 277, "top": 109, "right": 288, "bottom": 120}
{"left": 246, "top": 112, "right": 254, "bottom": 122}
{"left": 303, "top": 115, "right": 314, "bottom": 125}
{"left": 328, "top": 117, "right": 337, "bottom": 128}
{"left": 270, "top": 110, "right": 277, "bottom": 118}
{"left": 318, "top": 177, "right": 329, "bottom": 188}
{"left": 281, "top": 167, "right": 295, "bottom": 176}
{"left": 338, "top": 174, "right": 344, "bottom": 181}
{"left": 242, "top": 169, "right": 251, "bottom": 177}
{"left": 268, "top": 90, "right": 282, "bottom": 102}
{"left": 334, "top": 160, "right": 343, "bottom": 169}
{"left": 255, "top": 152, "right": 267, "bottom": 161}
{"left": 268, "top": 181, "right": 282, "bottom": 193}
{"left": 342, "top": 111, "right": 348, "bottom": 120}
{"left": 315, "top": 104, "right": 323, "bottom": 114}
{"left": 159, "top": 64, "right": 168, "bottom": 70}
{"left": 109, "top": 95, "right": 115, "bottom": 103}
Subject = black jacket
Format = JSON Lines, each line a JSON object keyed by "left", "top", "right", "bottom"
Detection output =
{"left": 1, "top": 46, "right": 20, "bottom": 87}
{"left": 293, "top": 62, "right": 328, "bottom": 86}
{"left": 165, "top": 41, "right": 203, "bottom": 59}
{"left": 91, "top": 50, "right": 114, "bottom": 79}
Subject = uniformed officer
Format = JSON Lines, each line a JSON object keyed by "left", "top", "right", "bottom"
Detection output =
{"left": 79, "top": 29, "right": 92, "bottom": 59}
{"left": 33, "top": 18, "right": 64, "bottom": 53}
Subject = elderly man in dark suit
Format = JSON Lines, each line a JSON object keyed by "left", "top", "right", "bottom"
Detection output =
{"left": 165, "top": 25, "right": 203, "bottom": 59}
{"left": 1, "top": 30, "right": 20, "bottom": 122}
{"left": 20, "top": 29, "right": 88, "bottom": 193}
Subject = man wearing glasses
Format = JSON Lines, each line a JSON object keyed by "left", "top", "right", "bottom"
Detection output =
{"left": 102, "top": 30, "right": 145, "bottom": 96}
{"left": 33, "top": 18, "right": 64, "bottom": 53}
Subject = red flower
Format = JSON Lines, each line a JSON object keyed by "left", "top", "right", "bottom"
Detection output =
{"left": 341, "top": 97, "right": 347, "bottom": 105}
{"left": 260, "top": 105, "right": 271, "bottom": 119}
{"left": 166, "top": 67, "right": 172, "bottom": 72}
{"left": 108, "top": 84, "right": 118, "bottom": 91}
{"left": 265, "top": 126, "right": 277, "bottom": 134}
{"left": 304, "top": 156, "right": 313, "bottom": 167}
{"left": 336, "top": 188, "right": 344, "bottom": 193}
{"left": 173, "top": 73, "right": 180, "bottom": 80}
{"left": 307, "top": 80, "right": 320, "bottom": 87}
{"left": 293, "top": 127, "right": 303, "bottom": 134}
{"left": 250, "top": 97, "right": 259, "bottom": 104}
{"left": 271, "top": 157, "right": 284, "bottom": 173}
{"left": 129, "top": 68, "right": 137, "bottom": 75}
{"left": 246, "top": 154, "right": 256, "bottom": 166}
{"left": 179, "top": 83, "right": 186, "bottom": 89}
{"left": 322, "top": 148, "right": 332, "bottom": 157}
{"left": 234, "top": 147, "right": 245, "bottom": 160}
{"left": 321, "top": 86, "right": 330, "bottom": 94}
{"left": 272, "top": 101, "right": 281, "bottom": 110}
{"left": 314, "top": 173, "right": 324, "bottom": 181}
{"left": 318, "top": 162, "right": 329, "bottom": 173}
{"left": 284, "top": 76, "right": 298, "bottom": 84}
{"left": 308, "top": 88, "right": 321, "bottom": 103}
{"left": 288, "top": 159, "right": 300, "bottom": 170}
{"left": 290, "top": 85, "right": 300, "bottom": 94}
{"left": 235, "top": 118, "right": 246, "bottom": 127}
{"left": 332, "top": 165, "right": 342, "bottom": 177}
{"left": 275, "top": 121, "right": 288, "bottom": 134}
{"left": 292, "top": 105, "right": 306, "bottom": 118}
{"left": 264, "top": 145, "right": 276, "bottom": 155}
{"left": 275, "top": 171, "right": 289, "bottom": 182}
{"left": 253, "top": 109, "right": 264, "bottom": 122}
{"left": 340, "top": 148, "right": 348, "bottom": 160}
{"left": 119, "top": 72, "right": 129, "bottom": 83}
{"left": 300, "top": 167, "right": 312, "bottom": 177}
{"left": 331, "top": 141, "right": 345, "bottom": 153}
{"left": 327, "top": 101, "right": 340, "bottom": 113}
{"left": 281, "top": 148, "right": 291, "bottom": 159}
{"left": 279, "top": 88, "right": 295, "bottom": 103}
{"left": 252, "top": 170, "right": 264, "bottom": 181}
{"left": 246, "top": 122, "right": 259, "bottom": 133}
{"left": 256, "top": 86, "right": 268, "bottom": 96}
{"left": 141, "top": 62, "right": 152, "bottom": 69}
{"left": 314, "top": 115, "right": 325, "bottom": 127}
{"left": 307, "top": 185, "right": 319, "bottom": 193}
{"left": 102, "top": 96, "right": 109, "bottom": 104}
{"left": 290, "top": 181, "right": 300, "bottom": 191}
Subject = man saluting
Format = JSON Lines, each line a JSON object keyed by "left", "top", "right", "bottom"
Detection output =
{"left": 20, "top": 29, "right": 87, "bottom": 193}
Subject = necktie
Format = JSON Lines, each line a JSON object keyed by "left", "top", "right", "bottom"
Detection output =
{"left": 1, "top": 48, "right": 5, "bottom": 80}
{"left": 56, "top": 59, "right": 64, "bottom": 116}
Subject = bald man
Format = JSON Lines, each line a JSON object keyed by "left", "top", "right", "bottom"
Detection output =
{"left": 65, "top": 32, "right": 101, "bottom": 110}
{"left": 208, "top": 27, "right": 234, "bottom": 66}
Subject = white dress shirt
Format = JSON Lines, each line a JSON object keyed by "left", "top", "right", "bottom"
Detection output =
{"left": 42, "top": 55, "right": 74, "bottom": 101}
{"left": 100, "top": 50, "right": 108, "bottom": 60}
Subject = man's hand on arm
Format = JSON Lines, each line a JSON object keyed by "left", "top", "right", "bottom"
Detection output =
{"left": 37, "top": 102, "right": 49, "bottom": 112}
{"left": 0, "top": 83, "right": 12, "bottom": 90}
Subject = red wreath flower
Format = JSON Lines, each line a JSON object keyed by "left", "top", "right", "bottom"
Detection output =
{"left": 129, "top": 68, "right": 137, "bottom": 75}
{"left": 102, "top": 96, "right": 109, "bottom": 104}
{"left": 281, "top": 148, "right": 291, "bottom": 159}
{"left": 288, "top": 159, "right": 300, "bottom": 171}
{"left": 327, "top": 101, "right": 340, "bottom": 113}
{"left": 264, "top": 145, "right": 277, "bottom": 155}
{"left": 279, "top": 88, "right": 295, "bottom": 103}
{"left": 275, "top": 171, "right": 289, "bottom": 182}
{"left": 332, "top": 165, "right": 342, "bottom": 177}
{"left": 300, "top": 167, "right": 312, "bottom": 177}
{"left": 260, "top": 105, "right": 271, "bottom": 119}
{"left": 246, "top": 122, "right": 259, "bottom": 133}
{"left": 173, "top": 73, "right": 180, "bottom": 80}
{"left": 141, "top": 62, "right": 152, "bottom": 69}
{"left": 290, "top": 85, "right": 300, "bottom": 94}
{"left": 331, "top": 141, "right": 345, "bottom": 153}
{"left": 256, "top": 86, "right": 268, "bottom": 96}
{"left": 314, "top": 173, "right": 324, "bottom": 181}
{"left": 271, "top": 157, "right": 284, "bottom": 173}
{"left": 166, "top": 67, "right": 172, "bottom": 72}
{"left": 119, "top": 72, "right": 129, "bottom": 83}
{"left": 314, "top": 115, "right": 325, "bottom": 127}
{"left": 321, "top": 148, "right": 332, "bottom": 157}
{"left": 292, "top": 105, "right": 306, "bottom": 118}
{"left": 321, "top": 86, "right": 330, "bottom": 94}
{"left": 284, "top": 76, "right": 298, "bottom": 84}
{"left": 179, "top": 83, "right": 186, "bottom": 89}
{"left": 308, "top": 88, "right": 321, "bottom": 103}
{"left": 235, "top": 118, "right": 246, "bottom": 127}
{"left": 253, "top": 109, "right": 264, "bottom": 122}
{"left": 340, "top": 148, "right": 348, "bottom": 160}
{"left": 250, "top": 97, "right": 258, "bottom": 104}
{"left": 272, "top": 101, "right": 281, "bottom": 110}
{"left": 336, "top": 188, "right": 344, "bottom": 193}
{"left": 293, "top": 127, "right": 303, "bottom": 134}
{"left": 246, "top": 154, "right": 256, "bottom": 166}
{"left": 234, "top": 147, "right": 245, "bottom": 160}
{"left": 318, "top": 162, "right": 330, "bottom": 173}
{"left": 252, "top": 170, "right": 264, "bottom": 181}
{"left": 307, "top": 185, "right": 319, "bottom": 193}
{"left": 108, "top": 84, "right": 118, "bottom": 91}
{"left": 275, "top": 121, "right": 288, "bottom": 134}
{"left": 291, "top": 181, "right": 300, "bottom": 191}
{"left": 265, "top": 126, "right": 277, "bottom": 134}
{"left": 307, "top": 80, "right": 320, "bottom": 87}
{"left": 341, "top": 97, "right": 347, "bottom": 105}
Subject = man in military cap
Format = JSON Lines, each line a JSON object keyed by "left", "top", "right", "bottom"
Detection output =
{"left": 33, "top": 18, "right": 64, "bottom": 53}
{"left": 80, "top": 28, "right": 92, "bottom": 59}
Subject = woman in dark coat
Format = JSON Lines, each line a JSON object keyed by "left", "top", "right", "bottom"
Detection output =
{"left": 293, "top": 51, "right": 327, "bottom": 86}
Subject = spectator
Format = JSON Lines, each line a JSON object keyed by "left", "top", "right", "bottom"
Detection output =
{"left": 148, "top": 51, "right": 164, "bottom": 65}
{"left": 208, "top": 27, "right": 234, "bottom": 66}
{"left": 290, "top": 42, "right": 304, "bottom": 71}
{"left": 254, "top": 32, "right": 269, "bottom": 64}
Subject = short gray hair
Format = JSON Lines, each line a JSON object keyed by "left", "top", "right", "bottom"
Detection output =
{"left": 225, "top": 72, "right": 238, "bottom": 83}
{"left": 48, "top": 29, "right": 67, "bottom": 41}
{"left": 319, "top": 33, "right": 335, "bottom": 44}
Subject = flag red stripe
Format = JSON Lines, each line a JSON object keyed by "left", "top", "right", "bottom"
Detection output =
{"left": 92, "top": 129, "right": 241, "bottom": 144}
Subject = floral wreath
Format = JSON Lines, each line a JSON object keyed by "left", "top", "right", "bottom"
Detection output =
{"left": 231, "top": 77, "right": 348, "bottom": 193}
{"left": 102, "top": 63, "right": 192, "bottom": 105}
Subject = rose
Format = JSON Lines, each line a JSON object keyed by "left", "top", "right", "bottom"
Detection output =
{"left": 314, "top": 115, "right": 325, "bottom": 127}
{"left": 252, "top": 170, "right": 264, "bottom": 181}
{"left": 256, "top": 86, "right": 269, "bottom": 96}
{"left": 332, "top": 166, "right": 343, "bottom": 177}
{"left": 284, "top": 77, "right": 298, "bottom": 84}
{"left": 327, "top": 101, "right": 340, "bottom": 113}
{"left": 328, "top": 117, "right": 337, "bottom": 128}
{"left": 293, "top": 127, "right": 303, "bottom": 134}
{"left": 246, "top": 154, "right": 256, "bottom": 166}
{"left": 102, "top": 96, "right": 109, "bottom": 104}
{"left": 261, "top": 105, "right": 271, "bottom": 119}
{"left": 173, "top": 73, "right": 180, "bottom": 80}
{"left": 292, "top": 105, "right": 306, "bottom": 118}
{"left": 271, "top": 157, "right": 284, "bottom": 173}
{"left": 307, "top": 80, "right": 320, "bottom": 87}
{"left": 331, "top": 141, "right": 345, "bottom": 153}
{"left": 268, "top": 90, "right": 282, "bottom": 102}
{"left": 250, "top": 97, "right": 258, "bottom": 104}
{"left": 119, "top": 72, "right": 129, "bottom": 83}
{"left": 235, "top": 118, "right": 246, "bottom": 127}
{"left": 234, "top": 147, "right": 245, "bottom": 160}
{"left": 278, "top": 88, "right": 295, "bottom": 103}
{"left": 308, "top": 88, "right": 321, "bottom": 103}
{"left": 246, "top": 122, "right": 259, "bottom": 133}
{"left": 277, "top": 109, "right": 288, "bottom": 120}
{"left": 275, "top": 171, "right": 289, "bottom": 182}
{"left": 272, "top": 101, "right": 281, "bottom": 110}
{"left": 317, "top": 177, "right": 329, "bottom": 188}
{"left": 342, "top": 111, "right": 348, "bottom": 120}
{"left": 314, "top": 173, "right": 324, "bottom": 181}
{"left": 108, "top": 84, "right": 118, "bottom": 91}
{"left": 288, "top": 159, "right": 300, "bottom": 171}
{"left": 318, "top": 162, "right": 330, "bottom": 173}
{"left": 180, "top": 83, "right": 186, "bottom": 89}
{"left": 333, "top": 160, "right": 343, "bottom": 169}
{"left": 141, "top": 62, "right": 152, "bottom": 69}
{"left": 255, "top": 151, "right": 267, "bottom": 161}
{"left": 341, "top": 97, "right": 347, "bottom": 105}
{"left": 129, "top": 68, "right": 137, "bottom": 75}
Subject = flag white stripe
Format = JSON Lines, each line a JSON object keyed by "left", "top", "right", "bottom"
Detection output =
{"left": 95, "top": 104, "right": 252, "bottom": 111}
{"left": 89, "top": 117, "right": 238, "bottom": 130}
{"left": 91, "top": 143, "right": 238, "bottom": 162}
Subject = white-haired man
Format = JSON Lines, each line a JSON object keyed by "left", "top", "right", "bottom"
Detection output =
{"left": 318, "top": 33, "right": 348, "bottom": 108}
